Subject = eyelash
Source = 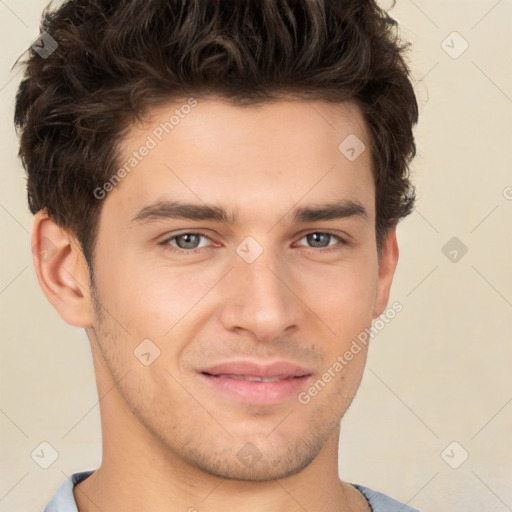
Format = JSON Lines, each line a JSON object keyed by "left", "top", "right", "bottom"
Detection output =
{"left": 159, "top": 231, "right": 349, "bottom": 254}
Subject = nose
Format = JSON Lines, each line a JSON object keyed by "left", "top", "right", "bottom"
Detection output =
{"left": 219, "top": 244, "right": 302, "bottom": 342}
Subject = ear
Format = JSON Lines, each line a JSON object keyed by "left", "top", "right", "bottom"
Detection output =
{"left": 372, "top": 225, "right": 399, "bottom": 319}
{"left": 31, "top": 210, "right": 95, "bottom": 327}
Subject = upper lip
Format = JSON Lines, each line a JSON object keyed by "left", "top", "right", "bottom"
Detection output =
{"left": 200, "top": 360, "right": 313, "bottom": 379}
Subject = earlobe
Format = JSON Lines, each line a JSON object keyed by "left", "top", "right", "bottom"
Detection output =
{"left": 31, "top": 210, "right": 95, "bottom": 328}
{"left": 372, "top": 225, "right": 399, "bottom": 319}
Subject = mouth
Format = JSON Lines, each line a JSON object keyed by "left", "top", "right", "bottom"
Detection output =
{"left": 199, "top": 371, "right": 313, "bottom": 405}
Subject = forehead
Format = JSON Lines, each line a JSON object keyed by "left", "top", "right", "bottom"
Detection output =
{"left": 105, "top": 96, "right": 375, "bottom": 225}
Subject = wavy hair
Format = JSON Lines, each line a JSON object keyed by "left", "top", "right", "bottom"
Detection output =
{"left": 14, "top": 0, "right": 418, "bottom": 269}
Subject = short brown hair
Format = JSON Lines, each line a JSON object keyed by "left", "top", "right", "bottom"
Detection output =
{"left": 14, "top": 0, "right": 418, "bottom": 271}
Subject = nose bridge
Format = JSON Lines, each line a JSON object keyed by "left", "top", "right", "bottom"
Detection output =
{"left": 240, "top": 250, "right": 286, "bottom": 303}
{"left": 221, "top": 238, "right": 300, "bottom": 338}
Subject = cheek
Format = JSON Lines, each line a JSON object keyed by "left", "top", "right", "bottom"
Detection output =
{"left": 292, "top": 254, "right": 378, "bottom": 339}
{"left": 92, "top": 257, "right": 230, "bottom": 372}
{"left": 92, "top": 242, "right": 204, "bottom": 328}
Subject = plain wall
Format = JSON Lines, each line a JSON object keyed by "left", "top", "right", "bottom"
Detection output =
{"left": 1, "top": 1, "right": 511, "bottom": 511}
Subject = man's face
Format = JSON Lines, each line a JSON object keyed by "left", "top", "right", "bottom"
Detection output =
{"left": 87, "top": 97, "right": 395, "bottom": 480}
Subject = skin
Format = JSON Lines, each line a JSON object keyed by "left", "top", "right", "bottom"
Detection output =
{"left": 32, "top": 96, "right": 398, "bottom": 512}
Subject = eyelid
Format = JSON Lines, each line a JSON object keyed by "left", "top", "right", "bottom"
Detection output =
{"left": 294, "top": 231, "right": 349, "bottom": 252}
{"left": 159, "top": 230, "right": 214, "bottom": 250}
{"left": 159, "top": 229, "right": 350, "bottom": 253}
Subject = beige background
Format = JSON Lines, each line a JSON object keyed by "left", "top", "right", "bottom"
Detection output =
{"left": 1, "top": 1, "right": 511, "bottom": 511}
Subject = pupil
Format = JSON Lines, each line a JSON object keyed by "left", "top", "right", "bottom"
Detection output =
{"left": 177, "top": 234, "right": 199, "bottom": 249}
{"left": 308, "top": 233, "right": 329, "bottom": 247}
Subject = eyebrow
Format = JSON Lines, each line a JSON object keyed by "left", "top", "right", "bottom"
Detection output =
{"left": 130, "top": 199, "right": 368, "bottom": 225}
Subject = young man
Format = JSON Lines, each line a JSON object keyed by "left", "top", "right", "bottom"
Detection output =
{"left": 14, "top": 0, "right": 419, "bottom": 510}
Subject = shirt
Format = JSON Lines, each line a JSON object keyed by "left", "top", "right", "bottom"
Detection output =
{"left": 43, "top": 470, "right": 420, "bottom": 512}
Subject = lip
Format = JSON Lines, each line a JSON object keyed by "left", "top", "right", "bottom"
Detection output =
{"left": 198, "top": 360, "right": 314, "bottom": 405}
{"left": 200, "top": 360, "right": 312, "bottom": 379}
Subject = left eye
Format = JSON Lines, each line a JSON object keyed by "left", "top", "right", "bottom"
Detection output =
{"left": 296, "top": 232, "right": 341, "bottom": 249}
{"left": 164, "top": 232, "right": 211, "bottom": 250}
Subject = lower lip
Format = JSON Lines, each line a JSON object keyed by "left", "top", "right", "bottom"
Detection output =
{"left": 199, "top": 373, "right": 312, "bottom": 405}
